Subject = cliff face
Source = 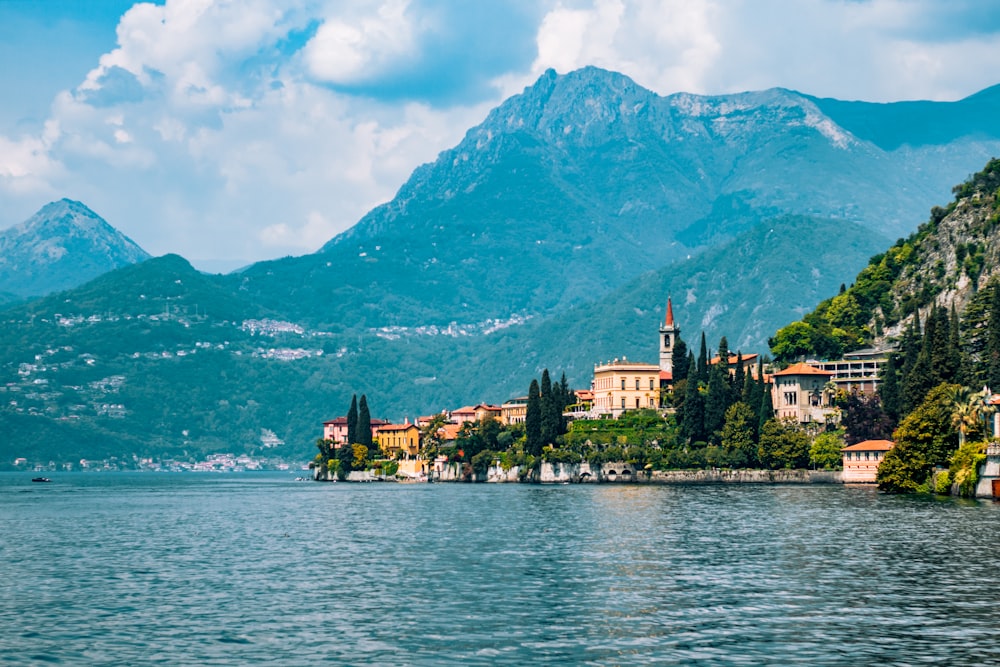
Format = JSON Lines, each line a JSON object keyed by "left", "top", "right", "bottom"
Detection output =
{"left": 770, "top": 159, "right": 1000, "bottom": 358}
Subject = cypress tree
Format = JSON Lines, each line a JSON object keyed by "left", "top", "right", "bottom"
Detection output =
{"left": 357, "top": 394, "right": 372, "bottom": 448}
{"left": 671, "top": 337, "right": 689, "bottom": 382}
{"left": 525, "top": 379, "right": 542, "bottom": 456}
{"left": 988, "top": 282, "right": 1000, "bottom": 391}
{"left": 904, "top": 312, "right": 935, "bottom": 414}
{"left": 704, "top": 364, "right": 729, "bottom": 443}
{"left": 346, "top": 394, "right": 358, "bottom": 445}
{"left": 878, "top": 354, "right": 901, "bottom": 424}
{"left": 929, "top": 304, "right": 953, "bottom": 384}
{"left": 697, "top": 332, "right": 708, "bottom": 382}
{"left": 540, "top": 369, "right": 559, "bottom": 446}
{"left": 758, "top": 383, "right": 774, "bottom": 435}
{"left": 716, "top": 337, "right": 731, "bottom": 383}
{"left": 733, "top": 352, "right": 745, "bottom": 404}
{"left": 681, "top": 357, "right": 705, "bottom": 443}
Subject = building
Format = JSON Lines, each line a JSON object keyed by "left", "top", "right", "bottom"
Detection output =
{"left": 378, "top": 422, "right": 421, "bottom": 459}
{"left": 660, "top": 298, "right": 679, "bottom": 374}
{"left": 815, "top": 348, "right": 889, "bottom": 395}
{"left": 450, "top": 403, "right": 502, "bottom": 425}
{"left": 770, "top": 362, "right": 836, "bottom": 424}
{"left": 501, "top": 397, "right": 528, "bottom": 425}
{"left": 591, "top": 358, "right": 661, "bottom": 417}
{"left": 321, "top": 417, "right": 390, "bottom": 445}
{"left": 841, "top": 439, "right": 894, "bottom": 483}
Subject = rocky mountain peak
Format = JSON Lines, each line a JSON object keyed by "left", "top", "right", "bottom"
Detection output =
{"left": 0, "top": 199, "right": 151, "bottom": 298}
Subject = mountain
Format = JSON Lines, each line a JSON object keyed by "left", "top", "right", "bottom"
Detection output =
{"left": 769, "top": 158, "right": 1000, "bottom": 362}
{"left": 5, "top": 68, "right": 1000, "bottom": 464}
{"left": 235, "top": 67, "right": 1000, "bottom": 331}
{"left": 0, "top": 199, "right": 150, "bottom": 299}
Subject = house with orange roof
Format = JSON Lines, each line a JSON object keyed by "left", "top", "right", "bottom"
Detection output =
{"left": 841, "top": 440, "right": 894, "bottom": 483}
{"left": 321, "top": 417, "right": 390, "bottom": 446}
{"left": 770, "top": 362, "right": 837, "bottom": 424}
{"left": 377, "top": 421, "right": 421, "bottom": 460}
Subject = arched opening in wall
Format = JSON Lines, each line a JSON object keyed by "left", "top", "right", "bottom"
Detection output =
{"left": 607, "top": 470, "right": 618, "bottom": 479}
{"left": 621, "top": 469, "right": 632, "bottom": 478}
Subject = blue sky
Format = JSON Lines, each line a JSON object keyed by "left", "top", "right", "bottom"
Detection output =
{"left": 2, "top": 0, "right": 1000, "bottom": 269}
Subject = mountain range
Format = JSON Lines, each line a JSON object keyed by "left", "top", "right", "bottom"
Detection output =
{"left": 2, "top": 66, "right": 1000, "bottom": 463}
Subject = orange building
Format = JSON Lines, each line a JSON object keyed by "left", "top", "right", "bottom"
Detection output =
{"left": 378, "top": 422, "right": 421, "bottom": 459}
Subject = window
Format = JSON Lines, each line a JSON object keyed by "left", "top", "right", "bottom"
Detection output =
{"left": 650, "top": 378, "right": 655, "bottom": 390}
{"left": 621, "top": 378, "right": 626, "bottom": 390}
{"left": 621, "top": 397, "right": 626, "bottom": 409}
{"left": 635, "top": 378, "right": 640, "bottom": 390}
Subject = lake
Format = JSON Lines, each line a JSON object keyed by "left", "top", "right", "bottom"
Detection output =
{"left": 2, "top": 473, "right": 999, "bottom": 665}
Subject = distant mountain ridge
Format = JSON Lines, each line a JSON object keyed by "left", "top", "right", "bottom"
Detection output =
{"left": 230, "top": 67, "right": 1000, "bottom": 333}
{"left": 0, "top": 199, "right": 150, "bottom": 298}
{"left": 4, "top": 67, "right": 1000, "bottom": 464}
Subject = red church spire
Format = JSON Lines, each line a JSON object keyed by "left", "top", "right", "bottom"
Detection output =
{"left": 665, "top": 297, "right": 674, "bottom": 327}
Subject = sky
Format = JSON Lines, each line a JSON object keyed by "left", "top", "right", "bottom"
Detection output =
{"left": 2, "top": 0, "right": 1000, "bottom": 270}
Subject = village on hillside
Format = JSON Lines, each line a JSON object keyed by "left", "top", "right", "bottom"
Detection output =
{"left": 315, "top": 298, "right": 1000, "bottom": 492}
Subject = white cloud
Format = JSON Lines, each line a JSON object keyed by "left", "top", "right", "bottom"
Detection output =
{"left": 302, "top": 0, "right": 417, "bottom": 84}
{"left": 2, "top": 0, "right": 1000, "bottom": 265}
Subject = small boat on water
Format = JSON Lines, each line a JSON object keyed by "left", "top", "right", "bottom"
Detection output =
{"left": 31, "top": 477, "right": 51, "bottom": 483}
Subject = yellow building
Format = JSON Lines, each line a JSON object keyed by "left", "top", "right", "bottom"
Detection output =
{"left": 591, "top": 359, "right": 661, "bottom": 417}
{"left": 501, "top": 397, "right": 528, "bottom": 425}
{"left": 377, "top": 423, "right": 421, "bottom": 459}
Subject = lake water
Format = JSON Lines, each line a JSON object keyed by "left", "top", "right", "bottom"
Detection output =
{"left": 2, "top": 473, "right": 999, "bottom": 666}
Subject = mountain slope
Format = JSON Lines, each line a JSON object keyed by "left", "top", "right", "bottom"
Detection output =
{"left": 0, "top": 199, "right": 150, "bottom": 298}
{"left": 235, "top": 67, "right": 1000, "bottom": 331}
{"left": 770, "top": 158, "right": 1000, "bottom": 361}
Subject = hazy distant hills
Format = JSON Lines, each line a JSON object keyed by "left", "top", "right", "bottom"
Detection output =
{"left": 4, "top": 66, "right": 1000, "bottom": 463}
{"left": 0, "top": 199, "right": 150, "bottom": 300}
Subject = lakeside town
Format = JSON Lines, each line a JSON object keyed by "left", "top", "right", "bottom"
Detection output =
{"left": 313, "top": 298, "right": 1000, "bottom": 497}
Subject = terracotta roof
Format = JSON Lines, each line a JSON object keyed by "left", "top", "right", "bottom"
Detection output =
{"left": 437, "top": 424, "right": 462, "bottom": 440}
{"left": 659, "top": 370, "right": 672, "bottom": 381}
{"left": 323, "top": 416, "right": 347, "bottom": 425}
{"left": 772, "top": 362, "right": 832, "bottom": 377}
{"left": 988, "top": 395, "right": 1000, "bottom": 406}
{"left": 665, "top": 297, "right": 674, "bottom": 327}
{"left": 575, "top": 389, "right": 594, "bottom": 400}
{"left": 709, "top": 353, "right": 760, "bottom": 366}
{"left": 378, "top": 423, "right": 418, "bottom": 433}
{"left": 841, "top": 439, "right": 894, "bottom": 452}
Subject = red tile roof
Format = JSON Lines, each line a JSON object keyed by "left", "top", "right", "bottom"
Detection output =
{"left": 841, "top": 439, "right": 894, "bottom": 452}
{"left": 665, "top": 297, "right": 674, "bottom": 327}
{"left": 772, "top": 362, "right": 832, "bottom": 377}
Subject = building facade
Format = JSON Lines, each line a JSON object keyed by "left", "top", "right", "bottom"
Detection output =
{"left": 841, "top": 439, "right": 894, "bottom": 483}
{"left": 770, "top": 362, "right": 836, "bottom": 424}
{"left": 591, "top": 359, "right": 661, "bottom": 417}
{"left": 378, "top": 423, "right": 421, "bottom": 459}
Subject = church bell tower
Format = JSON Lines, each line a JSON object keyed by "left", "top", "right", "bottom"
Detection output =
{"left": 659, "top": 297, "right": 679, "bottom": 373}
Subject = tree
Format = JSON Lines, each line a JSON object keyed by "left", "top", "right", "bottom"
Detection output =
{"left": 697, "top": 332, "right": 708, "bottom": 382}
{"left": 337, "top": 438, "right": 354, "bottom": 477}
{"left": 877, "top": 382, "right": 961, "bottom": 493}
{"left": 704, "top": 363, "right": 729, "bottom": 441}
{"left": 720, "top": 402, "right": 757, "bottom": 467}
{"left": 878, "top": 354, "right": 901, "bottom": 423}
{"left": 947, "top": 385, "right": 989, "bottom": 447}
{"left": 987, "top": 282, "right": 1000, "bottom": 391}
{"left": 357, "top": 394, "right": 372, "bottom": 448}
{"left": 525, "top": 379, "right": 542, "bottom": 456}
{"left": 839, "top": 391, "right": 893, "bottom": 445}
{"left": 420, "top": 412, "right": 449, "bottom": 465}
{"left": 680, "top": 358, "right": 705, "bottom": 443}
{"left": 810, "top": 431, "right": 845, "bottom": 470}
{"left": 758, "top": 419, "right": 809, "bottom": 469}
{"left": 758, "top": 383, "right": 774, "bottom": 435}
{"left": 671, "top": 337, "right": 689, "bottom": 383}
{"left": 346, "top": 394, "right": 359, "bottom": 445}
{"left": 540, "top": 369, "right": 559, "bottom": 446}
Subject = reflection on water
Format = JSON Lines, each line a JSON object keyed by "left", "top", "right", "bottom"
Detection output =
{"left": 1, "top": 473, "right": 999, "bottom": 665}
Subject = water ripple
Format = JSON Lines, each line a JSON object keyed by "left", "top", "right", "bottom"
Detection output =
{"left": 2, "top": 474, "right": 1000, "bottom": 665}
